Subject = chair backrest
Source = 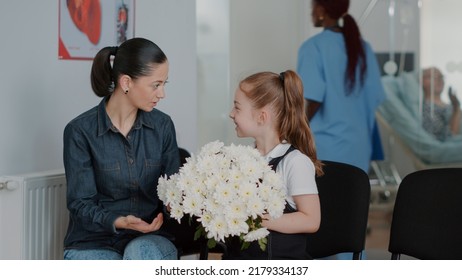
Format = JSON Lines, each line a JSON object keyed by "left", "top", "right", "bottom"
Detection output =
{"left": 388, "top": 168, "right": 462, "bottom": 260}
{"left": 306, "top": 160, "right": 371, "bottom": 260}
{"left": 178, "top": 147, "right": 191, "bottom": 166}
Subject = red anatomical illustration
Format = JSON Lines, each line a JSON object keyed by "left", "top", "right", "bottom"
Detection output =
{"left": 67, "top": 0, "right": 102, "bottom": 45}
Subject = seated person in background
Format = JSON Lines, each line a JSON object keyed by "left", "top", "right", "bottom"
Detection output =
{"left": 422, "top": 67, "right": 461, "bottom": 141}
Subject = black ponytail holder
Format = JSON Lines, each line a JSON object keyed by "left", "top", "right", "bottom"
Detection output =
{"left": 279, "top": 71, "right": 285, "bottom": 83}
{"left": 112, "top": 46, "right": 118, "bottom": 56}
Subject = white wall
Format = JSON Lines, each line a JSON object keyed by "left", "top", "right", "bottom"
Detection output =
{"left": 421, "top": 0, "right": 462, "bottom": 103}
{"left": 196, "top": 0, "right": 308, "bottom": 148}
{"left": 226, "top": 0, "right": 308, "bottom": 146}
{"left": 0, "top": 0, "right": 197, "bottom": 176}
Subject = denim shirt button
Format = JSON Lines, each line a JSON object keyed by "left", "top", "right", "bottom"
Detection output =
{"left": 129, "top": 158, "right": 134, "bottom": 164}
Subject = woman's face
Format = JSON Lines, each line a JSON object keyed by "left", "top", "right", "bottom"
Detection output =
{"left": 422, "top": 68, "right": 444, "bottom": 97}
{"left": 128, "top": 61, "right": 169, "bottom": 112}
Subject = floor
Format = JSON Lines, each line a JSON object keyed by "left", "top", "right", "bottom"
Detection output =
{"left": 364, "top": 207, "right": 394, "bottom": 260}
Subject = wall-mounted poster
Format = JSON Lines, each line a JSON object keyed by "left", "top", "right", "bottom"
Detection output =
{"left": 59, "top": 0, "right": 135, "bottom": 60}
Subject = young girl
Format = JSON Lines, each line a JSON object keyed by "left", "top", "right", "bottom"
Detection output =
{"left": 227, "top": 70, "right": 323, "bottom": 259}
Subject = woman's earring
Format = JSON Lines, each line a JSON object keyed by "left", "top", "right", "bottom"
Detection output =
{"left": 124, "top": 89, "right": 128, "bottom": 94}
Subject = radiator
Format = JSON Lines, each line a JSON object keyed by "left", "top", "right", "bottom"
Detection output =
{"left": 0, "top": 169, "right": 68, "bottom": 260}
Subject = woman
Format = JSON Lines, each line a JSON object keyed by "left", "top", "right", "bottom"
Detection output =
{"left": 297, "top": 0, "right": 385, "bottom": 173}
{"left": 63, "top": 37, "right": 180, "bottom": 260}
{"left": 422, "top": 67, "right": 461, "bottom": 141}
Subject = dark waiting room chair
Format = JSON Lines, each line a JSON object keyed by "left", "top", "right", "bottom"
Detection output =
{"left": 388, "top": 168, "right": 462, "bottom": 260}
{"left": 306, "top": 160, "right": 371, "bottom": 260}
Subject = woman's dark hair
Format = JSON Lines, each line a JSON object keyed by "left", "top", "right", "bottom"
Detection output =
{"left": 90, "top": 37, "right": 167, "bottom": 97}
{"left": 314, "top": 0, "right": 366, "bottom": 92}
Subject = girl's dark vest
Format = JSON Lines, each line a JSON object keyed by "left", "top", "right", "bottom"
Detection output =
{"left": 223, "top": 146, "right": 312, "bottom": 260}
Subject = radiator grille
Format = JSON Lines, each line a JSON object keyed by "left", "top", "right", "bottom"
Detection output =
{"left": 23, "top": 173, "right": 68, "bottom": 260}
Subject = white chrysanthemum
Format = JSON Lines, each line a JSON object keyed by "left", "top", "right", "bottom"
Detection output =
{"left": 225, "top": 200, "right": 248, "bottom": 219}
{"left": 239, "top": 182, "right": 257, "bottom": 202}
{"left": 242, "top": 164, "right": 264, "bottom": 183}
{"left": 169, "top": 202, "right": 184, "bottom": 222}
{"left": 227, "top": 216, "right": 249, "bottom": 236}
{"left": 266, "top": 192, "right": 286, "bottom": 219}
{"left": 246, "top": 196, "right": 265, "bottom": 219}
{"left": 165, "top": 186, "right": 183, "bottom": 206}
{"left": 206, "top": 215, "right": 228, "bottom": 242}
{"left": 216, "top": 155, "right": 231, "bottom": 170}
{"left": 196, "top": 155, "right": 218, "bottom": 177}
{"left": 262, "top": 170, "right": 284, "bottom": 189}
{"left": 204, "top": 198, "right": 221, "bottom": 215}
{"left": 156, "top": 175, "right": 170, "bottom": 202}
{"left": 178, "top": 168, "right": 199, "bottom": 185}
{"left": 257, "top": 184, "right": 273, "bottom": 201}
{"left": 182, "top": 194, "right": 203, "bottom": 217}
{"left": 214, "top": 182, "right": 236, "bottom": 204}
{"left": 228, "top": 167, "right": 244, "bottom": 182}
{"left": 156, "top": 140, "right": 286, "bottom": 248}
{"left": 215, "top": 167, "right": 230, "bottom": 182}
{"left": 197, "top": 211, "right": 213, "bottom": 228}
{"left": 178, "top": 157, "right": 197, "bottom": 175}
{"left": 199, "top": 140, "right": 223, "bottom": 157}
{"left": 203, "top": 174, "right": 221, "bottom": 191}
{"left": 243, "top": 228, "right": 270, "bottom": 242}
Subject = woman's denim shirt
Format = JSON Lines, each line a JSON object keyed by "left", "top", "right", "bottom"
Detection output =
{"left": 63, "top": 97, "right": 180, "bottom": 252}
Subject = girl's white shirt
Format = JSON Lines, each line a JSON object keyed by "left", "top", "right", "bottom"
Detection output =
{"left": 264, "top": 142, "right": 318, "bottom": 209}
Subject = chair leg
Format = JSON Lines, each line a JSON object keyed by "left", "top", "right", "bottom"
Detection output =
{"left": 199, "top": 241, "right": 209, "bottom": 260}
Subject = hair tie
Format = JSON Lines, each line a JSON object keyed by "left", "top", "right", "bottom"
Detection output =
{"left": 112, "top": 46, "right": 118, "bottom": 56}
{"left": 279, "top": 72, "right": 285, "bottom": 83}
{"left": 338, "top": 13, "right": 348, "bottom": 28}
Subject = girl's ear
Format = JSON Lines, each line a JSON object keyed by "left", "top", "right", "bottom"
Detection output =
{"left": 257, "top": 109, "right": 269, "bottom": 125}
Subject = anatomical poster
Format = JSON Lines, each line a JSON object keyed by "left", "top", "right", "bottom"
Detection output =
{"left": 59, "top": 0, "right": 135, "bottom": 60}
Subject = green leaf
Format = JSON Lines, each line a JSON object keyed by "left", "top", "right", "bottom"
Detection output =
{"left": 207, "top": 238, "right": 217, "bottom": 249}
{"left": 240, "top": 241, "right": 250, "bottom": 250}
{"left": 258, "top": 237, "right": 267, "bottom": 251}
{"left": 193, "top": 225, "right": 205, "bottom": 241}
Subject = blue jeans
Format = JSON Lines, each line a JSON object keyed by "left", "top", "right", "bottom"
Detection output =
{"left": 64, "top": 235, "right": 177, "bottom": 260}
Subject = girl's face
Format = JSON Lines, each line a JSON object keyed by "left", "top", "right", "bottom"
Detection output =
{"left": 229, "top": 85, "right": 260, "bottom": 138}
{"left": 128, "top": 61, "right": 169, "bottom": 112}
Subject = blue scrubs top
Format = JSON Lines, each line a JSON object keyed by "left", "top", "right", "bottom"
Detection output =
{"left": 297, "top": 29, "right": 385, "bottom": 172}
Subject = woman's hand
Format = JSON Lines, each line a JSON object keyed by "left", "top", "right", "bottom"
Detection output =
{"left": 448, "top": 89, "right": 461, "bottom": 135}
{"left": 114, "top": 213, "right": 164, "bottom": 233}
{"left": 449, "top": 88, "right": 460, "bottom": 111}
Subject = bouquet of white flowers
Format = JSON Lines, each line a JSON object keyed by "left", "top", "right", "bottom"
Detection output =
{"left": 158, "top": 140, "right": 286, "bottom": 250}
